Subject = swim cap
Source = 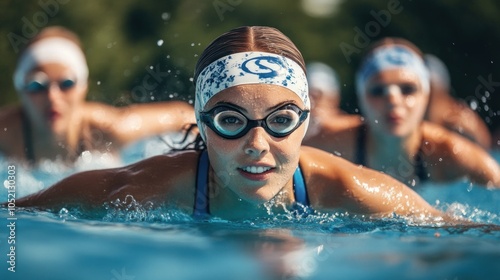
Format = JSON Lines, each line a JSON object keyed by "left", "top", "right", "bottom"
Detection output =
{"left": 424, "top": 54, "right": 450, "bottom": 89}
{"left": 195, "top": 51, "right": 309, "bottom": 141}
{"left": 355, "top": 45, "right": 429, "bottom": 96}
{"left": 306, "top": 62, "right": 340, "bottom": 96}
{"left": 13, "top": 37, "right": 89, "bottom": 91}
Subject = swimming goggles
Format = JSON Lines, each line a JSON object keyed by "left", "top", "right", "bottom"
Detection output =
{"left": 200, "top": 103, "right": 309, "bottom": 139}
{"left": 24, "top": 78, "right": 77, "bottom": 94}
{"left": 367, "top": 83, "right": 419, "bottom": 97}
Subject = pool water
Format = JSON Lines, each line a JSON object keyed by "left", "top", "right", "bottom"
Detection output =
{"left": 1, "top": 143, "right": 500, "bottom": 280}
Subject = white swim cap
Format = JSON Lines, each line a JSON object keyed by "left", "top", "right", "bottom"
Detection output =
{"left": 195, "top": 51, "right": 309, "bottom": 141}
{"left": 424, "top": 54, "right": 450, "bottom": 89}
{"left": 13, "top": 37, "right": 89, "bottom": 91}
{"left": 306, "top": 62, "right": 340, "bottom": 96}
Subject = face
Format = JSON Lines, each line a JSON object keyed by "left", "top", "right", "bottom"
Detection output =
{"left": 359, "top": 69, "right": 429, "bottom": 137}
{"left": 21, "top": 63, "right": 87, "bottom": 136}
{"left": 203, "top": 84, "right": 308, "bottom": 203}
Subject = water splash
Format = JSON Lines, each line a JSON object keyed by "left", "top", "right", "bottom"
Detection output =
{"left": 102, "top": 195, "right": 192, "bottom": 223}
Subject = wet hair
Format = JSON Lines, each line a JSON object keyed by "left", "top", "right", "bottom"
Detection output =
{"left": 194, "top": 26, "right": 306, "bottom": 84}
{"left": 174, "top": 26, "right": 307, "bottom": 152}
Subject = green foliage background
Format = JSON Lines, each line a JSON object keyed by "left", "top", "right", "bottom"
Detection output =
{"left": 1, "top": 0, "right": 500, "bottom": 131}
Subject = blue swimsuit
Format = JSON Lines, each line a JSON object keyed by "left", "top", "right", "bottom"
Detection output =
{"left": 193, "top": 150, "right": 309, "bottom": 217}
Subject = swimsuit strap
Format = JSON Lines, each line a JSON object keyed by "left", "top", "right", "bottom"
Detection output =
{"left": 21, "top": 111, "right": 35, "bottom": 163}
{"left": 354, "top": 124, "right": 367, "bottom": 165}
{"left": 193, "top": 150, "right": 210, "bottom": 217}
{"left": 415, "top": 146, "right": 429, "bottom": 183}
{"left": 293, "top": 165, "right": 309, "bottom": 206}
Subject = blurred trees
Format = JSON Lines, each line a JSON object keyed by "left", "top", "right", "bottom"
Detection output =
{"left": 1, "top": 0, "right": 499, "bottom": 131}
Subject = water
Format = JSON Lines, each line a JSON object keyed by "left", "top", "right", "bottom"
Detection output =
{"left": 1, "top": 143, "right": 500, "bottom": 280}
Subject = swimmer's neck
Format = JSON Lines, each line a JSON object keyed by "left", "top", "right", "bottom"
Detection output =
{"left": 208, "top": 170, "right": 295, "bottom": 220}
{"left": 368, "top": 129, "right": 422, "bottom": 161}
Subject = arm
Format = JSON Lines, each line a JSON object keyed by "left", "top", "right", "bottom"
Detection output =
{"left": 423, "top": 123, "right": 500, "bottom": 188}
{"left": 300, "top": 146, "right": 445, "bottom": 218}
{"left": 14, "top": 151, "right": 198, "bottom": 212}
{"left": 84, "top": 101, "right": 196, "bottom": 146}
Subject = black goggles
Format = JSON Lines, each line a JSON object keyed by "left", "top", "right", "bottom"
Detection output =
{"left": 24, "top": 78, "right": 77, "bottom": 94}
{"left": 200, "top": 103, "right": 309, "bottom": 139}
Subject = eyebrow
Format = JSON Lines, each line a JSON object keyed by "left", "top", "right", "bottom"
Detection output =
{"left": 211, "top": 100, "right": 300, "bottom": 113}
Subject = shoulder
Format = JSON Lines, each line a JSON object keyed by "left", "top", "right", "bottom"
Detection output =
{"left": 298, "top": 146, "right": 407, "bottom": 211}
{"left": 421, "top": 121, "right": 475, "bottom": 153}
{"left": 0, "top": 104, "right": 22, "bottom": 124}
{"left": 102, "top": 150, "right": 202, "bottom": 208}
{"left": 0, "top": 105, "right": 23, "bottom": 150}
{"left": 303, "top": 115, "right": 363, "bottom": 160}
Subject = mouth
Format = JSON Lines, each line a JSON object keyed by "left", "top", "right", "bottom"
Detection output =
{"left": 240, "top": 166, "right": 273, "bottom": 174}
{"left": 238, "top": 165, "right": 275, "bottom": 181}
{"left": 386, "top": 112, "right": 403, "bottom": 124}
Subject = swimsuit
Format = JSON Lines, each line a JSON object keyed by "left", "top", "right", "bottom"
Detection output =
{"left": 193, "top": 150, "right": 309, "bottom": 217}
{"left": 354, "top": 125, "right": 428, "bottom": 183}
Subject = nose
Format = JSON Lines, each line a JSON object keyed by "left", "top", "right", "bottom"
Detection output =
{"left": 386, "top": 84, "right": 403, "bottom": 105}
{"left": 46, "top": 83, "right": 63, "bottom": 102}
{"left": 243, "top": 127, "right": 270, "bottom": 157}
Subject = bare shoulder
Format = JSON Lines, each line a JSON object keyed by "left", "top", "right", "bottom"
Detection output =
{"left": 299, "top": 146, "right": 360, "bottom": 205}
{"left": 303, "top": 115, "right": 362, "bottom": 160}
{"left": 298, "top": 146, "right": 430, "bottom": 215}
{"left": 421, "top": 121, "right": 478, "bottom": 157}
{"left": 0, "top": 105, "right": 22, "bottom": 128}
{"left": 0, "top": 105, "right": 23, "bottom": 155}
{"left": 116, "top": 150, "right": 201, "bottom": 205}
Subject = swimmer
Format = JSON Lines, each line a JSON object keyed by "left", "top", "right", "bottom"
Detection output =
{"left": 303, "top": 62, "right": 363, "bottom": 150}
{"left": 424, "top": 54, "right": 492, "bottom": 149}
{"left": 15, "top": 26, "right": 449, "bottom": 221}
{"left": 310, "top": 37, "right": 500, "bottom": 188}
{"left": 0, "top": 26, "right": 195, "bottom": 165}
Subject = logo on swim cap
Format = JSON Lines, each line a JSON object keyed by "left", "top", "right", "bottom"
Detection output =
{"left": 385, "top": 47, "right": 410, "bottom": 65}
{"left": 241, "top": 56, "right": 286, "bottom": 79}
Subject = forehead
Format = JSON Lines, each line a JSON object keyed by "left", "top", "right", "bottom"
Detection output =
{"left": 205, "top": 84, "right": 304, "bottom": 109}
{"left": 26, "top": 63, "right": 75, "bottom": 79}
{"left": 368, "top": 68, "right": 420, "bottom": 84}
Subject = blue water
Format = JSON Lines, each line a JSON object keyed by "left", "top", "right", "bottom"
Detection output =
{"left": 1, "top": 144, "right": 500, "bottom": 280}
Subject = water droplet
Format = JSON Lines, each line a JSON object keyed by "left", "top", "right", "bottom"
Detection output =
{"left": 157, "top": 39, "right": 164, "bottom": 46}
{"left": 191, "top": 43, "right": 195, "bottom": 47}
{"left": 97, "top": 81, "right": 101, "bottom": 85}
{"left": 470, "top": 100, "right": 478, "bottom": 110}
{"left": 161, "top": 12, "right": 170, "bottom": 20}
{"left": 149, "top": 65, "right": 154, "bottom": 70}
